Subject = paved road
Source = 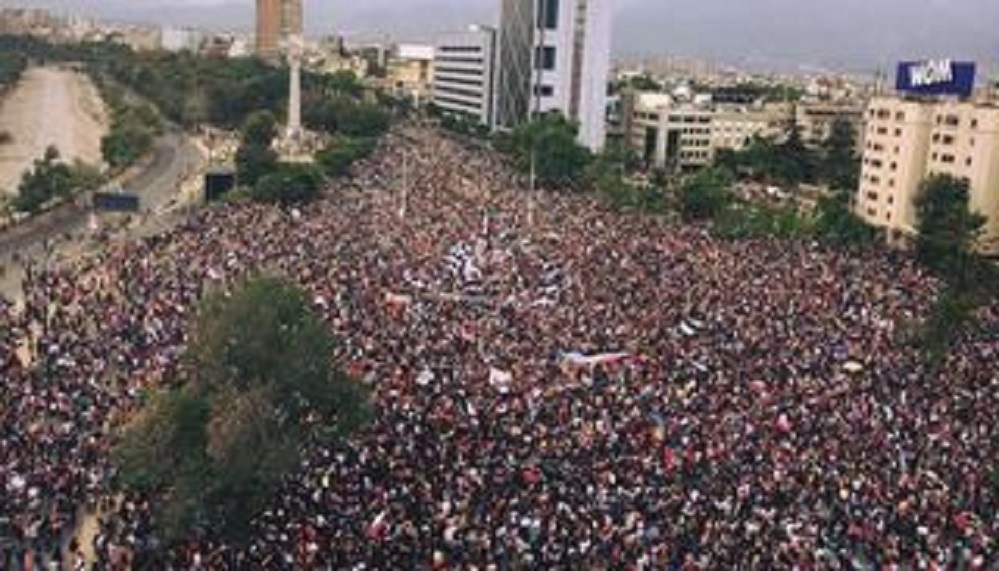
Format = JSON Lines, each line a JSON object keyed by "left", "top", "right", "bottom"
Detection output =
{"left": 0, "top": 129, "right": 202, "bottom": 297}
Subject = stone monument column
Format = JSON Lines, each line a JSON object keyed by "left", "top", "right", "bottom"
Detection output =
{"left": 285, "top": 34, "right": 304, "bottom": 141}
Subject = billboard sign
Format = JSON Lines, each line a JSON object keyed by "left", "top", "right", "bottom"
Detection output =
{"left": 896, "top": 60, "right": 976, "bottom": 98}
{"left": 93, "top": 192, "right": 140, "bottom": 213}
{"left": 204, "top": 170, "right": 236, "bottom": 202}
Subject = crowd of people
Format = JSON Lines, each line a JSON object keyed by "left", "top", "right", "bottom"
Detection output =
{"left": 0, "top": 125, "right": 996, "bottom": 569}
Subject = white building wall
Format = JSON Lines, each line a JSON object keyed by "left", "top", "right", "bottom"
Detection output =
{"left": 496, "top": 0, "right": 611, "bottom": 151}
{"left": 576, "top": 0, "right": 611, "bottom": 151}
{"left": 433, "top": 27, "right": 497, "bottom": 127}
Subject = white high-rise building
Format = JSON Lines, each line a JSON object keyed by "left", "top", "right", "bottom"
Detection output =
{"left": 494, "top": 0, "right": 612, "bottom": 151}
{"left": 433, "top": 26, "right": 498, "bottom": 127}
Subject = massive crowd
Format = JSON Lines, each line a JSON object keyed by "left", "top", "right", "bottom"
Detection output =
{"left": 0, "top": 126, "right": 996, "bottom": 569}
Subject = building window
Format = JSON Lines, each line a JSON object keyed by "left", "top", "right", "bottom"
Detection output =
{"left": 890, "top": 162, "right": 897, "bottom": 171}
{"left": 533, "top": 84, "right": 554, "bottom": 97}
{"left": 538, "top": 0, "right": 559, "bottom": 30}
{"left": 895, "top": 112, "right": 905, "bottom": 121}
{"left": 966, "top": 157, "right": 973, "bottom": 167}
{"left": 535, "top": 46, "right": 556, "bottom": 70}
{"left": 971, "top": 119, "right": 979, "bottom": 129}
{"left": 941, "top": 154, "right": 956, "bottom": 164}
{"left": 895, "top": 128, "right": 902, "bottom": 137}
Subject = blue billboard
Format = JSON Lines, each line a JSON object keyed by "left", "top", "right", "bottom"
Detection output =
{"left": 896, "top": 60, "right": 976, "bottom": 98}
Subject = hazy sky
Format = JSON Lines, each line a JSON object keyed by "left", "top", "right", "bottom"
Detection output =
{"left": 5, "top": 0, "right": 999, "bottom": 73}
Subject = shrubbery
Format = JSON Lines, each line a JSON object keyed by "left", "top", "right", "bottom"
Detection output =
{"left": 12, "top": 146, "right": 101, "bottom": 214}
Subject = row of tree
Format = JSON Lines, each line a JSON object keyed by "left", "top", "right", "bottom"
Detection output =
{"left": 492, "top": 112, "right": 871, "bottom": 246}
{"left": 96, "top": 81, "right": 164, "bottom": 170}
{"left": 0, "top": 34, "right": 354, "bottom": 133}
{"left": 715, "top": 117, "right": 859, "bottom": 190}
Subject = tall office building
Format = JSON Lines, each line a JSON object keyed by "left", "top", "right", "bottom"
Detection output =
{"left": 433, "top": 26, "right": 498, "bottom": 127}
{"left": 256, "top": 0, "right": 302, "bottom": 60}
{"left": 857, "top": 96, "right": 999, "bottom": 253}
{"left": 494, "top": 0, "right": 612, "bottom": 151}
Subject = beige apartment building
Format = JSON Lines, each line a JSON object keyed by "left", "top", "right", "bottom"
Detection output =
{"left": 857, "top": 96, "right": 999, "bottom": 253}
{"left": 626, "top": 93, "right": 785, "bottom": 172}
{"left": 796, "top": 101, "right": 866, "bottom": 149}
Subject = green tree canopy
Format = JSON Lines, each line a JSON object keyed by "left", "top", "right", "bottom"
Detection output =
{"left": 234, "top": 144, "right": 279, "bottom": 189}
{"left": 775, "top": 119, "right": 816, "bottom": 186}
{"left": 235, "top": 111, "right": 280, "bottom": 188}
{"left": 914, "top": 174, "right": 987, "bottom": 279}
{"left": 913, "top": 175, "right": 996, "bottom": 361}
{"left": 818, "top": 118, "right": 860, "bottom": 191}
{"left": 13, "top": 146, "right": 100, "bottom": 213}
{"left": 315, "top": 136, "right": 377, "bottom": 178}
{"left": 715, "top": 119, "right": 818, "bottom": 187}
{"left": 304, "top": 96, "right": 390, "bottom": 138}
{"left": 678, "top": 167, "right": 734, "bottom": 222}
{"left": 813, "top": 190, "right": 875, "bottom": 245}
{"left": 251, "top": 163, "right": 325, "bottom": 205}
{"left": 240, "top": 110, "right": 279, "bottom": 147}
{"left": 494, "top": 113, "right": 592, "bottom": 189}
{"left": 115, "top": 276, "right": 369, "bottom": 543}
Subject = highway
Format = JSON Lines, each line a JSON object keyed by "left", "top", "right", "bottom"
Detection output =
{"left": 0, "top": 129, "right": 203, "bottom": 297}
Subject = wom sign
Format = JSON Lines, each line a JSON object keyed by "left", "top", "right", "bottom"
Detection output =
{"left": 897, "top": 60, "right": 976, "bottom": 98}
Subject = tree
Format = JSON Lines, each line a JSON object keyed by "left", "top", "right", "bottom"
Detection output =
{"left": 101, "top": 123, "right": 154, "bottom": 169}
{"left": 818, "top": 118, "right": 859, "bottom": 191}
{"left": 813, "top": 191, "right": 875, "bottom": 245}
{"left": 234, "top": 144, "right": 279, "bottom": 189}
{"left": 115, "top": 276, "right": 369, "bottom": 544}
{"left": 914, "top": 174, "right": 987, "bottom": 279}
{"left": 235, "top": 111, "right": 280, "bottom": 188}
{"left": 678, "top": 167, "right": 733, "bottom": 222}
{"left": 240, "top": 110, "right": 279, "bottom": 148}
{"left": 251, "top": 163, "right": 325, "bottom": 205}
{"left": 315, "top": 137, "right": 376, "bottom": 178}
{"left": 913, "top": 174, "right": 995, "bottom": 362}
{"left": 774, "top": 118, "right": 816, "bottom": 186}
{"left": 318, "top": 70, "right": 364, "bottom": 98}
{"left": 13, "top": 146, "right": 100, "bottom": 214}
{"left": 495, "top": 113, "right": 592, "bottom": 189}
{"left": 714, "top": 148, "right": 741, "bottom": 175}
{"left": 627, "top": 74, "right": 661, "bottom": 92}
